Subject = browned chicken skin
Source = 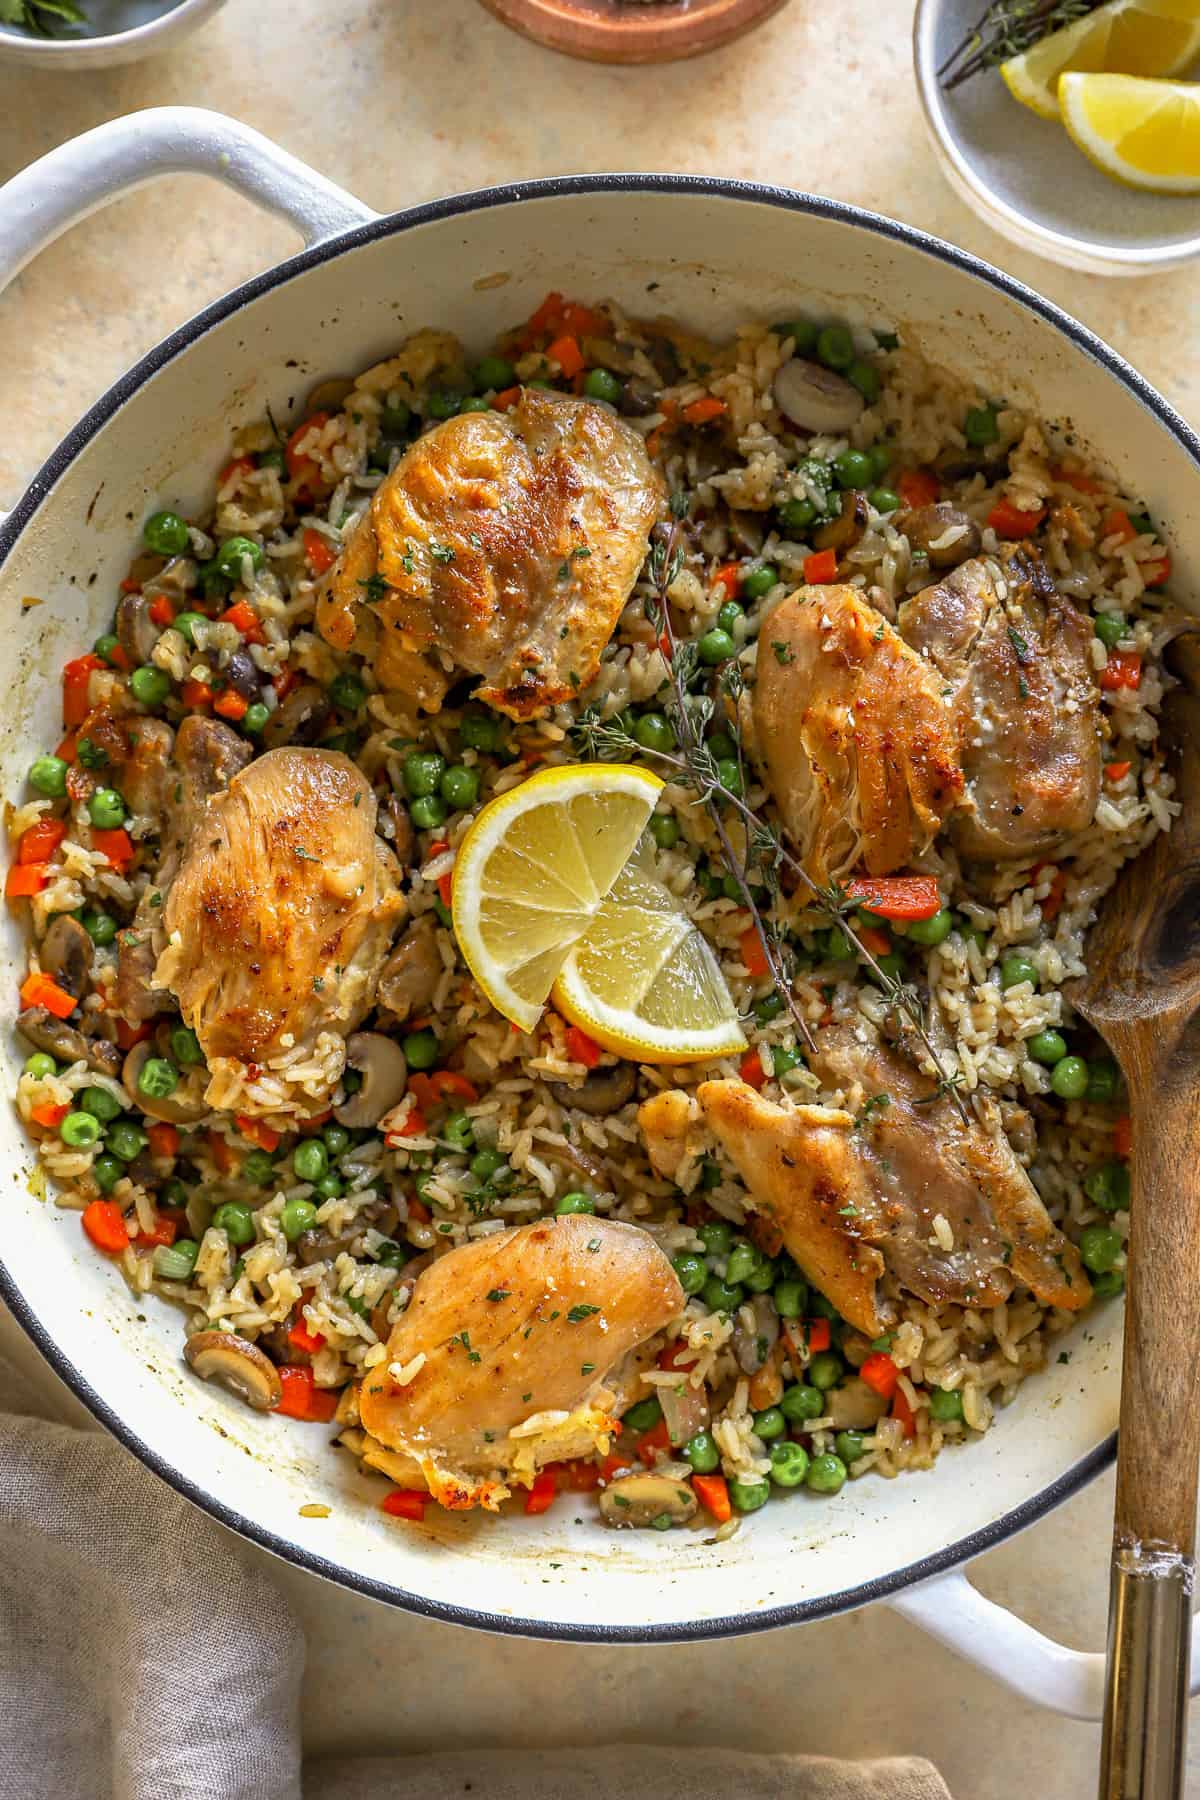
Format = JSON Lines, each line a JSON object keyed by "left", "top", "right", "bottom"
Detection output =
{"left": 156, "top": 748, "right": 404, "bottom": 1103}
{"left": 359, "top": 1216, "right": 683, "bottom": 1503}
{"left": 680, "top": 1024, "right": 1089, "bottom": 1335}
{"left": 316, "top": 388, "right": 665, "bottom": 719}
{"left": 897, "top": 549, "right": 1101, "bottom": 863}
{"left": 752, "top": 586, "right": 964, "bottom": 883}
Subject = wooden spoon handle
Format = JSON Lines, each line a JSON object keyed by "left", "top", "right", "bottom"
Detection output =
{"left": 1099, "top": 1061, "right": 1200, "bottom": 1798}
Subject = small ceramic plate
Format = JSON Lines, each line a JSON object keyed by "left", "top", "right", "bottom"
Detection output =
{"left": 0, "top": 0, "right": 226, "bottom": 68}
{"left": 479, "top": 0, "right": 791, "bottom": 64}
{"left": 913, "top": 0, "right": 1200, "bottom": 276}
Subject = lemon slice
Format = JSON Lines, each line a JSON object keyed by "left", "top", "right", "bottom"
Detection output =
{"left": 1060, "top": 71, "right": 1200, "bottom": 190}
{"left": 551, "top": 856, "right": 747, "bottom": 1065}
{"left": 1001, "top": 0, "right": 1200, "bottom": 121}
{"left": 451, "top": 763, "right": 663, "bottom": 1032}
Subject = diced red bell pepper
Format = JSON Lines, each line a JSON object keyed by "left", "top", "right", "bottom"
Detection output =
{"left": 554, "top": 1458, "right": 603, "bottom": 1492}
{"left": 711, "top": 561, "right": 742, "bottom": 601}
{"left": 220, "top": 598, "right": 267, "bottom": 645}
{"left": 683, "top": 396, "right": 728, "bottom": 427}
{"left": 739, "top": 1049, "right": 769, "bottom": 1090}
{"left": 236, "top": 1114, "right": 280, "bottom": 1152}
{"left": 636, "top": 1419, "right": 672, "bottom": 1466}
{"left": 274, "top": 1365, "right": 338, "bottom": 1422}
{"left": 845, "top": 874, "right": 941, "bottom": 921}
{"left": 145, "top": 1122, "right": 180, "bottom": 1159}
{"left": 491, "top": 386, "right": 521, "bottom": 411}
{"left": 1099, "top": 649, "right": 1142, "bottom": 692}
{"left": 564, "top": 1024, "right": 602, "bottom": 1069}
{"left": 988, "top": 498, "right": 1046, "bottom": 539}
{"left": 91, "top": 828, "right": 134, "bottom": 870}
{"left": 83, "top": 1199, "right": 130, "bottom": 1255}
{"left": 115, "top": 1018, "right": 153, "bottom": 1051}
{"left": 1143, "top": 555, "right": 1171, "bottom": 589}
{"left": 288, "top": 1318, "right": 326, "bottom": 1355}
{"left": 546, "top": 334, "right": 584, "bottom": 379}
{"left": 180, "top": 679, "right": 214, "bottom": 711}
{"left": 387, "top": 1105, "right": 427, "bottom": 1143}
{"left": 30, "top": 1100, "right": 70, "bottom": 1129}
{"left": 213, "top": 689, "right": 248, "bottom": 722}
{"left": 897, "top": 469, "right": 940, "bottom": 510}
{"left": 1052, "top": 464, "right": 1104, "bottom": 496}
{"left": 524, "top": 1470, "right": 558, "bottom": 1515}
{"left": 892, "top": 1387, "right": 916, "bottom": 1439}
{"left": 1113, "top": 1115, "right": 1133, "bottom": 1159}
{"left": 382, "top": 1488, "right": 427, "bottom": 1521}
{"left": 302, "top": 527, "right": 337, "bottom": 577}
{"left": 7, "top": 864, "right": 49, "bottom": 898}
{"left": 62, "top": 653, "right": 104, "bottom": 729}
{"left": 1104, "top": 760, "right": 1132, "bottom": 783}
{"left": 738, "top": 923, "right": 770, "bottom": 978}
{"left": 285, "top": 412, "right": 330, "bottom": 484}
{"left": 803, "top": 548, "right": 839, "bottom": 585}
{"left": 859, "top": 1351, "right": 900, "bottom": 1399}
{"left": 428, "top": 1070, "right": 478, "bottom": 1105}
{"left": 18, "top": 819, "right": 65, "bottom": 866}
{"left": 148, "top": 594, "right": 176, "bottom": 628}
{"left": 805, "top": 1318, "right": 831, "bottom": 1353}
{"left": 219, "top": 456, "right": 256, "bottom": 487}
{"left": 1100, "top": 508, "right": 1137, "bottom": 546}
{"left": 134, "top": 1212, "right": 178, "bottom": 1249}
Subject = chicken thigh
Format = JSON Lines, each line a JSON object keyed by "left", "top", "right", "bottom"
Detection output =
{"left": 316, "top": 388, "right": 665, "bottom": 720}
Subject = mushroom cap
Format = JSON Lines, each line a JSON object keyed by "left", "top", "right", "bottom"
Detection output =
{"left": 334, "top": 1032, "right": 407, "bottom": 1128}
{"left": 122, "top": 1039, "right": 210, "bottom": 1125}
{"left": 183, "top": 1331, "right": 282, "bottom": 1412}
{"left": 599, "top": 1472, "right": 698, "bottom": 1529}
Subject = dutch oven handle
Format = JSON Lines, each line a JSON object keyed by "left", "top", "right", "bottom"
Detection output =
{"left": 887, "top": 1566, "right": 1200, "bottom": 1720}
{"left": 0, "top": 106, "right": 377, "bottom": 294}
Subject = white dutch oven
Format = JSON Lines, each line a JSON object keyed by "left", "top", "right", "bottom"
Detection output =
{"left": 1, "top": 108, "right": 1197, "bottom": 1718}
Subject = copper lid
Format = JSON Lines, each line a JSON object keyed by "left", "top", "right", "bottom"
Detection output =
{"left": 479, "top": 0, "right": 791, "bottom": 64}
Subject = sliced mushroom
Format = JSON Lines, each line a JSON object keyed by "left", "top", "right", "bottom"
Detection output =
{"left": 773, "top": 358, "right": 865, "bottom": 435}
{"left": 335, "top": 1033, "right": 408, "bottom": 1128}
{"left": 896, "top": 503, "right": 982, "bottom": 571}
{"left": 813, "top": 488, "right": 869, "bottom": 555}
{"left": 384, "top": 794, "right": 415, "bottom": 867}
{"left": 184, "top": 1330, "right": 282, "bottom": 1412}
{"left": 224, "top": 648, "right": 262, "bottom": 702}
{"left": 620, "top": 377, "right": 659, "bottom": 418}
{"left": 368, "top": 1249, "right": 432, "bottom": 1339}
{"left": 547, "top": 1062, "right": 637, "bottom": 1117}
{"left": 825, "top": 1376, "right": 889, "bottom": 1431}
{"left": 261, "top": 681, "right": 332, "bottom": 749}
{"left": 37, "top": 916, "right": 93, "bottom": 1001}
{"left": 376, "top": 916, "right": 440, "bottom": 1022}
{"left": 733, "top": 1292, "right": 781, "bottom": 1375}
{"left": 599, "top": 1472, "right": 698, "bottom": 1530}
{"left": 17, "top": 1007, "right": 122, "bottom": 1077}
{"left": 296, "top": 1224, "right": 363, "bottom": 1267}
{"left": 116, "top": 590, "right": 161, "bottom": 667}
{"left": 122, "top": 1039, "right": 210, "bottom": 1124}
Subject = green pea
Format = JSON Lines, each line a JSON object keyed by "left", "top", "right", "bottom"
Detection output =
{"left": 293, "top": 1139, "right": 329, "bottom": 1183}
{"left": 143, "top": 510, "right": 190, "bottom": 556}
{"left": 823, "top": 925, "right": 856, "bottom": 963}
{"left": 808, "top": 1291, "right": 837, "bottom": 1321}
{"left": 835, "top": 1430, "right": 866, "bottom": 1465}
{"left": 708, "top": 730, "right": 737, "bottom": 762}
{"left": 170, "top": 1024, "right": 204, "bottom": 1067}
{"left": 87, "top": 788, "right": 126, "bottom": 830}
{"left": 929, "top": 1387, "right": 964, "bottom": 1422}
{"left": 213, "top": 1201, "right": 255, "bottom": 1247}
{"left": 716, "top": 758, "right": 743, "bottom": 796}
{"left": 322, "top": 1123, "right": 351, "bottom": 1158}
{"left": 172, "top": 611, "right": 207, "bottom": 646}
{"left": 258, "top": 447, "right": 287, "bottom": 473}
{"left": 23, "top": 1051, "right": 58, "bottom": 1080}
{"left": 807, "top": 1351, "right": 843, "bottom": 1392}
{"left": 443, "top": 1109, "right": 474, "bottom": 1151}
{"left": 871, "top": 951, "right": 907, "bottom": 987}
{"left": 780, "top": 1382, "right": 824, "bottom": 1423}
{"left": 403, "top": 751, "right": 445, "bottom": 798}
{"left": 743, "top": 1259, "right": 777, "bottom": 1295}
{"left": 833, "top": 448, "right": 874, "bottom": 489}
{"left": 697, "top": 867, "right": 724, "bottom": 900}
{"left": 470, "top": 1147, "right": 506, "bottom": 1182}
{"left": 671, "top": 1252, "right": 708, "bottom": 1297}
{"left": 1080, "top": 1223, "right": 1123, "bottom": 1274}
{"left": 1093, "top": 1268, "right": 1125, "bottom": 1299}
{"left": 107, "top": 1120, "right": 147, "bottom": 1163}
{"left": 459, "top": 712, "right": 505, "bottom": 752}
{"left": 1027, "top": 1030, "right": 1067, "bottom": 1067}
{"left": 778, "top": 497, "right": 818, "bottom": 534}
{"left": 753, "top": 1406, "right": 786, "bottom": 1441}
{"left": 904, "top": 907, "right": 954, "bottom": 947}
{"left": 403, "top": 1029, "right": 439, "bottom": 1070}
{"left": 722, "top": 1242, "right": 757, "bottom": 1286}
{"left": 138, "top": 1057, "right": 178, "bottom": 1099}
{"left": 380, "top": 401, "right": 412, "bottom": 436}
{"left": 702, "top": 1274, "right": 743, "bottom": 1314}
{"left": 730, "top": 1476, "right": 771, "bottom": 1513}
{"left": 555, "top": 1191, "right": 596, "bottom": 1215}
{"left": 769, "top": 1440, "right": 810, "bottom": 1488}
{"left": 964, "top": 404, "right": 1000, "bottom": 447}
{"left": 716, "top": 603, "right": 744, "bottom": 640}
{"left": 816, "top": 324, "right": 855, "bottom": 370}
{"left": 411, "top": 795, "right": 448, "bottom": 830}
{"left": 81, "top": 910, "right": 118, "bottom": 946}
{"left": 698, "top": 1220, "right": 733, "bottom": 1256}
{"left": 683, "top": 1429, "right": 720, "bottom": 1473}
{"left": 373, "top": 1237, "right": 410, "bottom": 1269}
{"left": 866, "top": 443, "right": 892, "bottom": 482}
{"left": 583, "top": 367, "right": 622, "bottom": 405}
{"left": 341, "top": 1070, "right": 363, "bottom": 1096}
{"left": 458, "top": 396, "right": 491, "bottom": 413}
{"left": 1051, "top": 1055, "right": 1090, "bottom": 1100}
{"left": 242, "top": 1148, "right": 275, "bottom": 1186}
{"left": 198, "top": 561, "right": 229, "bottom": 600}
{"left": 130, "top": 665, "right": 171, "bottom": 708}
{"left": 81, "top": 1086, "right": 123, "bottom": 1123}
{"left": 92, "top": 1153, "right": 123, "bottom": 1192}
{"left": 1087, "top": 1059, "right": 1120, "bottom": 1103}
{"left": 634, "top": 713, "right": 675, "bottom": 754}
{"left": 847, "top": 360, "right": 881, "bottom": 404}
{"left": 216, "top": 536, "right": 264, "bottom": 581}
{"left": 329, "top": 672, "right": 367, "bottom": 712}
{"left": 29, "top": 755, "right": 68, "bottom": 798}
{"left": 957, "top": 921, "right": 989, "bottom": 955}
{"left": 742, "top": 562, "right": 778, "bottom": 601}
{"left": 1094, "top": 611, "right": 1126, "bottom": 649}
{"left": 869, "top": 487, "right": 901, "bottom": 514}
{"left": 649, "top": 814, "right": 679, "bottom": 850}
{"left": 774, "top": 318, "right": 818, "bottom": 352}
{"left": 774, "top": 1278, "right": 808, "bottom": 1320}
{"left": 1085, "top": 1160, "right": 1131, "bottom": 1213}
{"left": 424, "top": 390, "right": 463, "bottom": 419}
{"left": 93, "top": 634, "right": 122, "bottom": 666}
{"left": 60, "top": 1110, "right": 101, "bottom": 1148}
{"left": 698, "top": 628, "right": 736, "bottom": 666}
{"left": 474, "top": 355, "right": 515, "bottom": 393}
{"left": 440, "top": 764, "right": 481, "bottom": 812}
{"left": 624, "top": 1396, "right": 662, "bottom": 1434}
{"left": 159, "top": 1178, "right": 188, "bottom": 1209}
{"left": 806, "top": 1451, "right": 847, "bottom": 1495}
{"left": 999, "top": 953, "right": 1038, "bottom": 991}
{"left": 313, "top": 1172, "right": 344, "bottom": 1200}
{"left": 242, "top": 703, "right": 270, "bottom": 736}
{"left": 281, "top": 1197, "right": 317, "bottom": 1242}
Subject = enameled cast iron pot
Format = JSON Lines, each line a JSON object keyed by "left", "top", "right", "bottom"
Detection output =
{"left": 1, "top": 108, "right": 1197, "bottom": 1717}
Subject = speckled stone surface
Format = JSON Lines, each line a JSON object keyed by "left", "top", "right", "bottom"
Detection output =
{"left": 0, "top": 3, "right": 1197, "bottom": 1793}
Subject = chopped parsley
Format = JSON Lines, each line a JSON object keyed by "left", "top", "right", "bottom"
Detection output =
{"left": 1007, "top": 625, "right": 1030, "bottom": 663}
{"left": 357, "top": 573, "right": 394, "bottom": 603}
{"left": 486, "top": 1288, "right": 510, "bottom": 1303}
{"left": 454, "top": 1330, "right": 481, "bottom": 1364}
{"left": 771, "top": 641, "right": 794, "bottom": 665}
{"left": 567, "top": 1303, "right": 600, "bottom": 1324}
{"left": 429, "top": 541, "right": 455, "bottom": 565}
{"left": 854, "top": 1092, "right": 891, "bottom": 1132}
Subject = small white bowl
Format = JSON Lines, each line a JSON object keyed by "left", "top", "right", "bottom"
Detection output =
{"left": 0, "top": 0, "right": 226, "bottom": 69}
{"left": 913, "top": 0, "right": 1200, "bottom": 276}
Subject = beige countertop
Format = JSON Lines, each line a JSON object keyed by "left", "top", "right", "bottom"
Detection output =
{"left": 0, "top": 1, "right": 1197, "bottom": 1792}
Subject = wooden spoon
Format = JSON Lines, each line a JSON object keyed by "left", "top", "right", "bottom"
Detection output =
{"left": 1074, "top": 628, "right": 1200, "bottom": 1800}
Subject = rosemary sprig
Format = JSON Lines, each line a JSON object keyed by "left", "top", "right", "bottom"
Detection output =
{"left": 938, "top": 0, "right": 1100, "bottom": 90}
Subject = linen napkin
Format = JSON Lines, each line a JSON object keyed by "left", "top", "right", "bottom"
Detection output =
{"left": 0, "top": 1338, "right": 951, "bottom": 1800}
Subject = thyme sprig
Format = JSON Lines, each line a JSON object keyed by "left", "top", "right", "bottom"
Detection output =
{"left": 938, "top": 0, "right": 1101, "bottom": 89}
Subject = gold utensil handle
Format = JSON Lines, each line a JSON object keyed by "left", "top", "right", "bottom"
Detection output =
{"left": 1100, "top": 1541, "right": 1192, "bottom": 1799}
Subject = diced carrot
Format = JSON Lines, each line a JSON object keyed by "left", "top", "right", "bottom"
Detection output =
{"left": 302, "top": 527, "right": 337, "bottom": 577}
{"left": 526, "top": 290, "right": 566, "bottom": 337}
{"left": 407, "top": 1195, "right": 431, "bottom": 1223}
{"left": 711, "top": 561, "right": 742, "bottom": 601}
{"left": 30, "top": 1100, "right": 69, "bottom": 1129}
{"left": 892, "top": 1387, "right": 916, "bottom": 1439}
{"left": 19, "top": 971, "right": 76, "bottom": 1018}
{"left": 988, "top": 498, "right": 1046, "bottom": 539}
{"left": 1113, "top": 1115, "right": 1133, "bottom": 1159}
{"left": 859, "top": 1351, "right": 899, "bottom": 1399}
{"left": 406, "top": 1073, "right": 437, "bottom": 1112}
{"left": 803, "top": 548, "right": 839, "bottom": 585}
{"left": 1100, "top": 508, "right": 1136, "bottom": 546}
{"left": 601, "top": 1448, "right": 633, "bottom": 1482}
{"left": 554, "top": 1458, "right": 603, "bottom": 1492}
{"left": 429, "top": 1070, "right": 479, "bottom": 1105}
{"left": 692, "top": 1473, "right": 732, "bottom": 1523}
{"left": 636, "top": 1419, "right": 672, "bottom": 1465}
{"left": 683, "top": 395, "right": 728, "bottom": 427}
{"left": 62, "top": 653, "right": 103, "bottom": 729}
{"left": 805, "top": 1319, "right": 831, "bottom": 1353}
{"left": 207, "top": 1130, "right": 236, "bottom": 1175}
{"left": 7, "top": 864, "right": 49, "bottom": 898}
{"left": 236, "top": 1114, "right": 280, "bottom": 1152}
{"left": 82, "top": 1198, "right": 129, "bottom": 1255}
{"left": 491, "top": 385, "right": 521, "bottom": 411}
{"left": 285, "top": 412, "right": 330, "bottom": 482}
{"left": 213, "top": 689, "right": 248, "bottom": 722}
{"left": 1144, "top": 554, "right": 1171, "bottom": 589}
{"left": 180, "top": 679, "right": 214, "bottom": 711}
{"left": 645, "top": 424, "right": 672, "bottom": 460}
{"left": 148, "top": 594, "right": 175, "bottom": 628}
{"left": 564, "top": 1024, "right": 602, "bottom": 1070}
{"left": 1105, "top": 760, "right": 1132, "bottom": 782}
{"left": 897, "top": 469, "right": 940, "bottom": 510}
{"left": 1039, "top": 868, "right": 1066, "bottom": 923}
{"left": 134, "top": 1212, "right": 177, "bottom": 1248}
{"left": 561, "top": 299, "right": 608, "bottom": 337}
{"left": 656, "top": 1340, "right": 692, "bottom": 1373}
{"left": 738, "top": 924, "right": 769, "bottom": 979}
{"left": 91, "top": 828, "right": 134, "bottom": 870}
{"left": 219, "top": 456, "right": 256, "bottom": 487}
{"left": 1052, "top": 464, "right": 1104, "bottom": 496}
{"left": 857, "top": 924, "right": 892, "bottom": 958}
{"left": 546, "top": 334, "right": 585, "bottom": 379}
{"left": 119, "top": 577, "right": 142, "bottom": 595}
{"left": 145, "top": 1122, "right": 180, "bottom": 1158}
{"left": 1099, "top": 649, "right": 1142, "bottom": 692}
{"left": 219, "top": 599, "right": 266, "bottom": 645}
{"left": 288, "top": 1318, "right": 326, "bottom": 1355}
{"left": 115, "top": 1018, "right": 152, "bottom": 1050}
{"left": 274, "top": 1365, "right": 338, "bottom": 1422}
{"left": 56, "top": 734, "right": 78, "bottom": 764}
{"left": 382, "top": 1488, "right": 427, "bottom": 1521}
{"left": 387, "top": 1105, "right": 427, "bottom": 1142}
{"left": 845, "top": 874, "right": 941, "bottom": 921}
{"left": 739, "top": 1049, "right": 768, "bottom": 1090}
{"left": 524, "top": 1470, "right": 558, "bottom": 1515}
{"left": 436, "top": 870, "right": 454, "bottom": 908}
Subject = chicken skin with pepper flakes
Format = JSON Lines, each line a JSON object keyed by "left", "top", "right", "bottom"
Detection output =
{"left": 316, "top": 387, "right": 665, "bottom": 720}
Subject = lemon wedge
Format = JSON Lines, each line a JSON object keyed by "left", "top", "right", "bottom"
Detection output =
{"left": 551, "top": 855, "right": 747, "bottom": 1065}
{"left": 1059, "top": 71, "right": 1200, "bottom": 190}
{"left": 451, "top": 763, "right": 663, "bottom": 1032}
{"left": 1001, "top": 0, "right": 1200, "bottom": 121}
